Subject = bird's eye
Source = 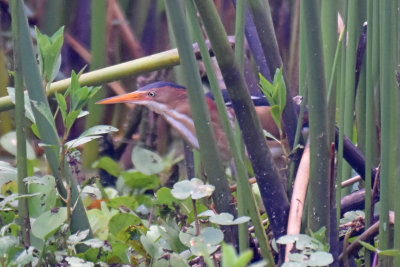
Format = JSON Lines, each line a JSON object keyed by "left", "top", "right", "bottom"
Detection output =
{"left": 148, "top": 91, "right": 156, "bottom": 97}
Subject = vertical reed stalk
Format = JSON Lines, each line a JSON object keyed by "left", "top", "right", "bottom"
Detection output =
{"left": 341, "top": 0, "right": 359, "bottom": 195}
{"left": 232, "top": 0, "right": 248, "bottom": 252}
{"left": 379, "top": 1, "right": 395, "bottom": 264}
{"left": 394, "top": 0, "right": 400, "bottom": 265}
{"left": 83, "top": 0, "right": 108, "bottom": 167}
{"left": 234, "top": 0, "right": 246, "bottom": 73}
{"left": 10, "top": 0, "right": 30, "bottom": 247}
{"left": 301, "top": 0, "right": 330, "bottom": 233}
{"left": 364, "top": 2, "right": 376, "bottom": 265}
{"left": 321, "top": 1, "right": 338, "bottom": 142}
{"left": 165, "top": 0, "right": 238, "bottom": 244}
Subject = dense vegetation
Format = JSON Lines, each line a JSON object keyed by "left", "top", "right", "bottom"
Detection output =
{"left": 0, "top": 0, "right": 398, "bottom": 266}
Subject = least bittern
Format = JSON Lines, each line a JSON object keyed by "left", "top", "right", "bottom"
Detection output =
{"left": 97, "top": 81, "right": 282, "bottom": 160}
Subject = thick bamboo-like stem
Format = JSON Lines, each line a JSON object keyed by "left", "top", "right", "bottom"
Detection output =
{"left": 165, "top": 0, "right": 238, "bottom": 244}
{"left": 186, "top": 1, "right": 274, "bottom": 262}
{"left": 10, "top": 0, "right": 30, "bottom": 247}
{"left": 0, "top": 41, "right": 231, "bottom": 112}
{"left": 301, "top": 0, "right": 330, "bottom": 232}
{"left": 193, "top": 0, "right": 290, "bottom": 240}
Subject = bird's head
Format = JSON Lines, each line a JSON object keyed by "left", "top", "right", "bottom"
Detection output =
{"left": 96, "top": 81, "right": 188, "bottom": 109}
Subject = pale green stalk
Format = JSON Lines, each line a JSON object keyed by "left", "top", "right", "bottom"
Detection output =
{"left": 83, "top": 0, "right": 108, "bottom": 167}
{"left": 10, "top": 0, "right": 30, "bottom": 247}
{"left": 379, "top": 0, "right": 394, "bottom": 264}
{"left": 302, "top": 0, "right": 330, "bottom": 233}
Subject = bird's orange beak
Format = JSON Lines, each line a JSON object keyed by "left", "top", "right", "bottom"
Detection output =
{"left": 96, "top": 91, "right": 149, "bottom": 104}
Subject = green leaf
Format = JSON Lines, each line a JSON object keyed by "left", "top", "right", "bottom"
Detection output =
{"left": 80, "top": 125, "right": 119, "bottom": 138}
{"left": 131, "top": 145, "right": 164, "bottom": 175}
{"left": 55, "top": 93, "right": 67, "bottom": 122}
{"left": 171, "top": 178, "right": 215, "bottom": 200}
{"left": 140, "top": 233, "right": 163, "bottom": 259}
{"left": 209, "top": 212, "right": 250, "bottom": 225}
{"left": 158, "top": 222, "right": 187, "bottom": 253}
{"left": 287, "top": 253, "right": 308, "bottom": 262}
{"left": 107, "top": 196, "right": 138, "bottom": 211}
{"left": 7, "top": 87, "right": 35, "bottom": 123}
{"left": 31, "top": 207, "right": 67, "bottom": 240}
{"left": 0, "top": 236, "right": 18, "bottom": 256}
{"left": 259, "top": 73, "right": 274, "bottom": 101}
{"left": 13, "top": 247, "right": 35, "bottom": 266}
{"left": 169, "top": 253, "right": 190, "bottom": 267}
{"left": 281, "top": 262, "right": 304, "bottom": 267}
{"left": 358, "top": 240, "right": 377, "bottom": 252}
{"left": 92, "top": 156, "right": 122, "bottom": 177}
{"left": 156, "top": 187, "right": 178, "bottom": 206}
{"left": 109, "top": 213, "right": 142, "bottom": 237}
{"left": 31, "top": 124, "right": 40, "bottom": 138}
{"left": 221, "top": 243, "right": 253, "bottom": 267}
{"left": 67, "top": 229, "right": 90, "bottom": 245}
{"left": 65, "top": 109, "right": 82, "bottom": 133}
{"left": 379, "top": 249, "right": 400, "bottom": 256}
{"left": 0, "top": 131, "right": 36, "bottom": 160}
{"left": 25, "top": 175, "right": 57, "bottom": 218}
{"left": 30, "top": 100, "right": 58, "bottom": 135}
{"left": 65, "top": 135, "right": 103, "bottom": 149}
{"left": 35, "top": 26, "right": 64, "bottom": 83}
{"left": 121, "top": 171, "right": 160, "bottom": 190}
{"left": 277, "top": 235, "right": 302, "bottom": 245}
{"left": 87, "top": 202, "right": 118, "bottom": 240}
{"left": 308, "top": 251, "right": 334, "bottom": 266}
{"left": 270, "top": 105, "right": 282, "bottom": 131}
{"left": 263, "top": 130, "right": 280, "bottom": 142}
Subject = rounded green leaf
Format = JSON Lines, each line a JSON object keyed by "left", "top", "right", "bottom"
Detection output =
{"left": 131, "top": 146, "right": 164, "bottom": 175}
{"left": 92, "top": 156, "right": 122, "bottom": 177}
{"left": 200, "top": 227, "right": 223, "bottom": 245}
{"left": 0, "top": 236, "right": 18, "bottom": 256}
{"left": 209, "top": 212, "right": 250, "bottom": 225}
{"left": 0, "top": 132, "right": 35, "bottom": 160}
{"left": 308, "top": 251, "right": 334, "bottom": 266}
{"left": 109, "top": 213, "right": 142, "bottom": 237}
{"left": 276, "top": 235, "right": 300, "bottom": 245}
{"left": 157, "top": 187, "right": 177, "bottom": 206}
{"left": 122, "top": 171, "right": 160, "bottom": 190}
{"left": 171, "top": 178, "right": 215, "bottom": 200}
{"left": 281, "top": 262, "right": 305, "bottom": 267}
{"left": 32, "top": 207, "right": 67, "bottom": 240}
{"left": 171, "top": 180, "right": 195, "bottom": 200}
